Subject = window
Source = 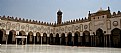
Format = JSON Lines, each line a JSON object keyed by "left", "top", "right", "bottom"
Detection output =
{"left": 98, "top": 17, "right": 99, "bottom": 19}
{"left": 102, "top": 16, "right": 104, "bottom": 18}
{"left": 93, "top": 17, "right": 95, "bottom": 19}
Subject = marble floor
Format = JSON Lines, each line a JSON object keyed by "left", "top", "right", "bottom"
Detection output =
{"left": 0, "top": 44, "right": 121, "bottom": 53}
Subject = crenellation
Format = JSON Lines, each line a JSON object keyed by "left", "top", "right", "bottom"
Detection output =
{"left": 76, "top": 19, "right": 78, "bottom": 22}
{"left": 1, "top": 15, "right": 6, "bottom": 20}
{"left": 41, "top": 21, "right": 43, "bottom": 24}
{"left": 73, "top": 19, "right": 76, "bottom": 23}
{"left": 19, "top": 18, "right": 21, "bottom": 21}
{"left": 29, "top": 19, "right": 32, "bottom": 23}
{"left": 38, "top": 21, "right": 40, "bottom": 23}
{"left": 14, "top": 17, "right": 17, "bottom": 21}
{"left": 113, "top": 12, "right": 116, "bottom": 16}
{"left": 11, "top": 16, "right": 14, "bottom": 20}
{"left": 26, "top": 19, "right": 28, "bottom": 22}
{"left": 117, "top": 11, "right": 120, "bottom": 15}
{"left": 7, "top": 16, "right": 9, "bottom": 19}
{"left": 22, "top": 18, "right": 25, "bottom": 22}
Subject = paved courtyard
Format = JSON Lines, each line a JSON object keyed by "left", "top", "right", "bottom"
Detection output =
{"left": 0, "top": 45, "right": 121, "bottom": 53}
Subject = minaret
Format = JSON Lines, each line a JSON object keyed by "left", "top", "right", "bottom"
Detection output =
{"left": 88, "top": 11, "right": 91, "bottom": 21}
{"left": 57, "top": 9, "right": 62, "bottom": 25}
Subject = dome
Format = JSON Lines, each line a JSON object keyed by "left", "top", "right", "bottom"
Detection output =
{"left": 97, "top": 8, "right": 105, "bottom": 12}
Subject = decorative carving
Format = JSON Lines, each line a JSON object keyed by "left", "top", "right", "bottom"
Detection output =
{"left": 30, "top": 26, "right": 34, "bottom": 30}
{"left": 47, "top": 27, "right": 50, "bottom": 33}
{"left": 113, "top": 21, "right": 118, "bottom": 26}
{"left": 21, "top": 25, "right": 25, "bottom": 29}
{"left": 34, "top": 25, "right": 37, "bottom": 32}
{"left": 25, "top": 24, "right": 29, "bottom": 32}
{"left": 72, "top": 25, "right": 74, "bottom": 32}
{"left": 11, "top": 24, "right": 16, "bottom": 30}
{"left": 6, "top": 22, "right": 11, "bottom": 30}
{"left": 61, "top": 28, "right": 64, "bottom": 31}
{"left": 75, "top": 25, "right": 80, "bottom": 30}
{"left": 80, "top": 24, "right": 83, "bottom": 32}
{"left": 0, "top": 22, "right": 6, "bottom": 29}
{"left": 56, "top": 28, "right": 59, "bottom": 32}
{"left": 68, "top": 27, "right": 71, "bottom": 31}
{"left": 84, "top": 25, "right": 88, "bottom": 29}
{"left": 16, "top": 23, "right": 20, "bottom": 31}
{"left": 37, "top": 27, "right": 41, "bottom": 32}
{"left": 50, "top": 28, "right": 54, "bottom": 33}
{"left": 65, "top": 26, "right": 67, "bottom": 33}
{"left": 107, "top": 20, "right": 111, "bottom": 30}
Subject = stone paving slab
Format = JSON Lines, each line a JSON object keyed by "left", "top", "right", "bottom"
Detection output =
{"left": 0, "top": 45, "right": 121, "bottom": 53}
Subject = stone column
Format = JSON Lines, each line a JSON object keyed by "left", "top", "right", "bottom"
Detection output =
{"left": 109, "top": 34, "right": 111, "bottom": 47}
{"left": 65, "top": 33, "right": 68, "bottom": 45}
{"left": 47, "top": 34, "right": 50, "bottom": 44}
{"left": 41, "top": 33, "right": 43, "bottom": 45}
{"left": 104, "top": 35, "right": 106, "bottom": 47}
{"left": 72, "top": 33, "right": 74, "bottom": 46}
{"left": 90, "top": 35, "right": 93, "bottom": 46}
{"left": 16, "top": 38, "right": 17, "bottom": 45}
{"left": 5, "top": 34, "right": 8, "bottom": 45}
{"left": 6, "top": 30, "right": 9, "bottom": 45}
{"left": 26, "top": 36, "right": 27, "bottom": 45}
{"left": 106, "top": 35, "right": 107, "bottom": 47}
{"left": 33, "top": 33, "right": 36, "bottom": 45}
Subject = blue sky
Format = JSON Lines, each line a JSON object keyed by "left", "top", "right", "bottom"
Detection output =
{"left": 0, "top": 0, "right": 121, "bottom": 23}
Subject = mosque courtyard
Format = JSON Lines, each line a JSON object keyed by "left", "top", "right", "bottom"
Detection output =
{"left": 0, "top": 45, "right": 121, "bottom": 53}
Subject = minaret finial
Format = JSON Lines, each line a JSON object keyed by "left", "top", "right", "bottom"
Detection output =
{"left": 108, "top": 6, "right": 110, "bottom": 11}
{"left": 89, "top": 11, "right": 90, "bottom": 14}
{"left": 100, "top": 7, "right": 102, "bottom": 10}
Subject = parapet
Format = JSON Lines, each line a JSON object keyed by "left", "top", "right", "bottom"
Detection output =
{"left": 0, "top": 15, "right": 54, "bottom": 26}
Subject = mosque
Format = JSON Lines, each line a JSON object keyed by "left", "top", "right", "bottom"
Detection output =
{"left": 0, "top": 7, "right": 121, "bottom": 48}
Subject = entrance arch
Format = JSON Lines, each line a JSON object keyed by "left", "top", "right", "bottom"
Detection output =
{"left": 61, "top": 33, "right": 66, "bottom": 45}
{"left": 42, "top": 33, "right": 47, "bottom": 44}
{"left": 0, "top": 29, "right": 5, "bottom": 44}
{"left": 17, "top": 31, "right": 26, "bottom": 45}
{"left": 111, "top": 28, "right": 121, "bottom": 47}
{"left": 8, "top": 30, "right": 16, "bottom": 44}
{"left": 49, "top": 33, "right": 53, "bottom": 45}
{"left": 55, "top": 33, "right": 60, "bottom": 45}
{"left": 27, "top": 31, "right": 34, "bottom": 44}
{"left": 35, "top": 32, "right": 41, "bottom": 44}
{"left": 83, "top": 30, "right": 90, "bottom": 46}
{"left": 74, "top": 31, "right": 80, "bottom": 46}
{"left": 96, "top": 28, "right": 104, "bottom": 47}
{"left": 67, "top": 32, "right": 73, "bottom": 46}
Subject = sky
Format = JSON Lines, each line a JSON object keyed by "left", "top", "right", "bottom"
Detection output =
{"left": 0, "top": 0, "right": 121, "bottom": 23}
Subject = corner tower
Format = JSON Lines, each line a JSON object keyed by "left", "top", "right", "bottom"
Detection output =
{"left": 57, "top": 9, "right": 62, "bottom": 24}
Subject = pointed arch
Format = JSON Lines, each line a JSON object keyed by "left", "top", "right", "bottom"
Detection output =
{"left": 19, "top": 31, "right": 25, "bottom": 36}
{"left": 27, "top": 31, "right": 34, "bottom": 44}
{"left": 74, "top": 31, "right": 80, "bottom": 46}
{"left": 67, "top": 32, "right": 73, "bottom": 46}
{"left": 49, "top": 33, "right": 53, "bottom": 45}
{"left": 96, "top": 28, "right": 104, "bottom": 47}
{"left": 42, "top": 33, "right": 47, "bottom": 44}
{"left": 55, "top": 33, "right": 60, "bottom": 45}
{"left": 8, "top": 30, "right": 16, "bottom": 44}
{"left": 0, "top": 29, "right": 6, "bottom": 44}
{"left": 83, "top": 30, "right": 90, "bottom": 46}
{"left": 35, "top": 32, "right": 41, "bottom": 44}
{"left": 17, "top": 31, "right": 25, "bottom": 44}
{"left": 61, "top": 33, "right": 66, "bottom": 45}
{"left": 111, "top": 28, "right": 121, "bottom": 47}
